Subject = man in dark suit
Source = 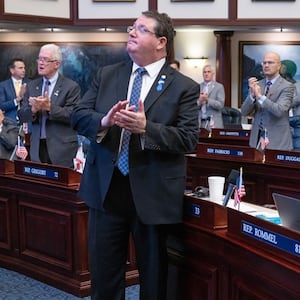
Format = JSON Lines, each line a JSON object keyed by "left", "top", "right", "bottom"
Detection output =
{"left": 0, "top": 58, "right": 29, "bottom": 123}
{"left": 0, "top": 109, "right": 20, "bottom": 159}
{"left": 71, "top": 11, "right": 199, "bottom": 300}
{"left": 19, "top": 44, "right": 80, "bottom": 167}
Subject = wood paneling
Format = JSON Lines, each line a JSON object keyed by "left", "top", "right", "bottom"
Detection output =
{"left": 0, "top": 168, "right": 138, "bottom": 297}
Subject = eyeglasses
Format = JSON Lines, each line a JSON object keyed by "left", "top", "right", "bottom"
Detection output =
{"left": 127, "top": 25, "right": 156, "bottom": 35}
{"left": 36, "top": 57, "right": 57, "bottom": 63}
{"left": 262, "top": 61, "right": 277, "bottom": 65}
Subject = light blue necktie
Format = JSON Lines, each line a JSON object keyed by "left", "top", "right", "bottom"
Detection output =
{"left": 117, "top": 67, "right": 146, "bottom": 175}
{"left": 40, "top": 80, "right": 50, "bottom": 139}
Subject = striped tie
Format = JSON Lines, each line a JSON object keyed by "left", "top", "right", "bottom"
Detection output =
{"left": 265, "top": 81, "right": 272, "bottom": 96}
{"left": 117, "top": 67, "right": 146, "bottom": 175}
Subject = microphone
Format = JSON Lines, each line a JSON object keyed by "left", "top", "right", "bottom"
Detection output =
{"left": 222, "top": 169, "right": 240, "bottom": 206}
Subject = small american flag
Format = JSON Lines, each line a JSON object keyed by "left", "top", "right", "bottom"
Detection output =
{"left": 257, "top": 128, "right": 270, "bottom": 151}
{"left": 73, "top": 143, "right": 85, "bottom": 173}
{"left": 260, "top": 128, "right": 270, "bottom": 150}
{"left": 234, "top": 167, "right": 246, "bottom": 208}
{"left": 16, "top": 136, "right": 28, "bottom": 160}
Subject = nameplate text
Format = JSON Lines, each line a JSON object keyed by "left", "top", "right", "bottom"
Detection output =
{"left": 23, "top": 165, "right": 59, "bottom": 180}
{"left": 207, "top": 147, "right": 244, "bottom": 157}
{"left": 242, "top": 221, "right": 300, "bottom": 257}
{"left": 186, "top": 203, "right": 201, "bottom": 218}
{"left": 219, "top": 130, "right": 249, "bottom": 137}
{"left": 276, "top": 154, "right": 300, "bottom": 164}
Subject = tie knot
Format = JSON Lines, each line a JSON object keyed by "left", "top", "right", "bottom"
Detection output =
{"left": 266, "top": 81, "right": 272, "bottom": 87}
{"left": 137, "top": 67, "right": 147, "bottom": 76}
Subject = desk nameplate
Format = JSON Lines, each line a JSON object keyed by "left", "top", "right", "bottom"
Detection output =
{"left": 0, "top": 159, "right": 14, "bottom": 175}
{"left": 197, "top": 143, "right": 263, "bottom": 162}
{"left": 264, "top": 149, "right": 300, "bottom": 168}
{"left": 227, "top": 207, "right": 300, "bottom": 266}
{"left": 184, "top": 194, "right": 227, "bottom": 230}
{"left": 14, "top": 160, "right": 81, "bottom": 187}
{"left": 200, "top": 128, "right": 250, "bottom": 140}
{"left": 199, "top": 128, "right": 250, "bottom": 146}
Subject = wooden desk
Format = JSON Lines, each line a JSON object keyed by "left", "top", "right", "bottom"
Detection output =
{"left": 174, "top": 134, "right": 300, "bottom": 299}
{"left": 167, "top": 196, "right": 300, "bottom": 300}
{"left": 0, "top": 160, "right": 138, "bottom": 297}
{"left": 189, "top": 127, "right": 300, "bottom": 207}
{"left": 199, "top": 128, "right": 251, "bottom": 146}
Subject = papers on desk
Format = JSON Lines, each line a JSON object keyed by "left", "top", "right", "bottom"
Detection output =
{"left": 185, "top": 191, "right": 281, "bottom": 226}
{"left": 227, "top": 199, "right": 281, "bottom": 225}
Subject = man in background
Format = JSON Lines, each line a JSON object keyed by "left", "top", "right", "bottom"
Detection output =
{"left": 0, "top": 58, "right": 28, "bottom": 123}
{"left": 71, "top": 10, "right": 199, "bottom": 300}
{"left": 0, "top": 109, "right": 20, "bottom": 159}
{"left": 19, "top": 44, "right": 80, "bottom": 167}
{"left": 241, "top": 51, "right": 294, "bottom": 151}
{"left": 198, "top": 64, "right": 225, "bottom": 128}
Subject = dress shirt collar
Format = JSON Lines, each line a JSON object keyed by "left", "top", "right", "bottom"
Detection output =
{"left": 12, "top": 77, "right": 22, "bottom": 85}
{"left": 265, "top": 75, "right": 279, "bottom": 85}
{"left": 132, "top": 58, "right": 166, "bottom": 79}
{"left": 43, "top": 71, "right": 59, "bottom": 87}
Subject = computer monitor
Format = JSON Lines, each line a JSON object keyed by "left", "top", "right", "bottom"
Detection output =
{"left": 272, "top": 193, "right": 300, "bottom": 232}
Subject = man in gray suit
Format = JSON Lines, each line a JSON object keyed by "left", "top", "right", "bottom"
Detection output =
{"left": 71, "top": 11, "right": 199, "bottom": 300}
{"left": 241, "top": 51, "right": 294, "bottom": 151}
{"left": 19, "top": 44, "right": 80, "bottom": 167}
{"left": 198, "top": 64, "right": 225, "bottom": 129}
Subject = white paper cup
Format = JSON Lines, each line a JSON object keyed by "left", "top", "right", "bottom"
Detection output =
{"left": 208, "top": 176, "right": 225, "bottom": 203}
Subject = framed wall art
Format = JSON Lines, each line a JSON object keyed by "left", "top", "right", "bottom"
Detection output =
{"left": 0, "top": 42, "right": 129, "bottom": 96}
{"left": 252, "top": 0, "right": 295, "bottom": 2}
{"left": 171, "top": 0, "right": 214, "bottom": 2}
{"left": 3, "top": 0, "right": 71, "bottom": 20}
{"left": 239, "top": 41, "right": 300, "bottom": 105}
{"left": 93, "top": 0, "right": 135, "bottom": 2}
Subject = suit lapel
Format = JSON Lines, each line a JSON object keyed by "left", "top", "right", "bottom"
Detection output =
{"left": 208, "top": 81, "right": 215, "bottom": 95}
{"left": 144, "top": 64, "right": 174, "bottom": 112}
{"left": 9, "top": 78, "right": 17, "bottom": 97}
{"left": 267, "top": 77, "right": 282, "bottom": 100}
{"left": 50, "top": 74, "right": 64, "bottom": 104}
{"left": 116, "top": 62, "right": 132, "bottom": 102}
{"left": 32, "top": 78, "right": 43, "bottom": 97}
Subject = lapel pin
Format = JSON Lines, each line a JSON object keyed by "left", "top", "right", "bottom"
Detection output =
{"left": 156, "top": 74, "right": 166, "bottom": 91}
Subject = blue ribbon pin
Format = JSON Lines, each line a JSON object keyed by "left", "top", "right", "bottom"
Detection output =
{"left": 156, "top": 75, "right": 166, "bottom": 91}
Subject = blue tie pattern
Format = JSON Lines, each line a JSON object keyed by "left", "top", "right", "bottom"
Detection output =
{"left": 118, "top": 67, "right": 146, "bottom": 175}
{"left": 265, "top": 81, "right": 272, "bottom": 96}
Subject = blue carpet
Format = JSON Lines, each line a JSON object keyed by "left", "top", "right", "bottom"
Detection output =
{"left": 0, "top": 267, "right": 139, "bottom": 299}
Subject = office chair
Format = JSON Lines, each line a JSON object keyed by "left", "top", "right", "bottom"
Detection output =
{"left": 222, "top": 106, "right": 242, "bottom": 128}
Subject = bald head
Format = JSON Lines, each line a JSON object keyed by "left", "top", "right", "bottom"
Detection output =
{"left": 262, "top": 52, "right": 281, "bottom": 80}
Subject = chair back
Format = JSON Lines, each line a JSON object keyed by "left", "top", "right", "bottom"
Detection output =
{"left": 222, "top": 107, "right": 242, "bottom": 127}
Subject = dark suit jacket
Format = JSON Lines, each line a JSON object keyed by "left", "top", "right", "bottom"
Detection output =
{"left": 0, "top": 117, "right": 20, "bottom": 159}
{"left": 71, "top": 61, "right": 199, "bottom": 225}
{"left": 19, "top": 74, "right": 81, "bottom": 167}
{"left": 0, "top": 78, "right": 30, "bottom": 122}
